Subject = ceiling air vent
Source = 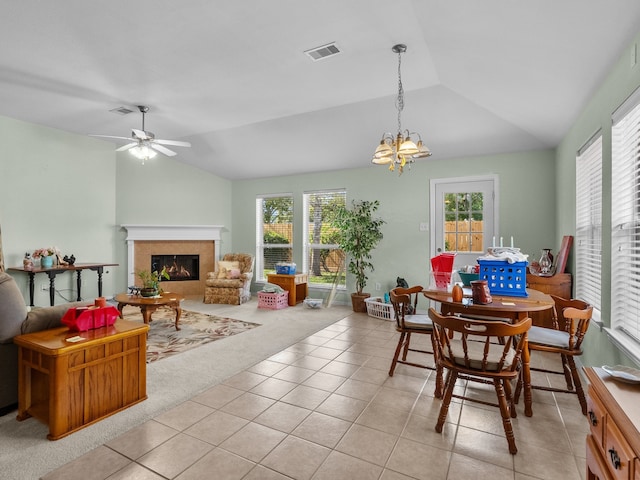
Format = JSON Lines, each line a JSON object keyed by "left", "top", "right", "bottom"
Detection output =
{"left": 109, "top": 106, "right": 135, "bottom": 115}
{"left": 304, "top": 42, "right": 341, "bottom": 61}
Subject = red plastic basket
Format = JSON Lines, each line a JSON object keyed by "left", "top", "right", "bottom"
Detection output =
{"left": 431, "top": 253, "right": 456, "bottom": 288}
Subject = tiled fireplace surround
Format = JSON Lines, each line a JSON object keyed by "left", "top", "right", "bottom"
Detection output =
{"left": 122, "top": 225, "right": 223, "bottom": 297}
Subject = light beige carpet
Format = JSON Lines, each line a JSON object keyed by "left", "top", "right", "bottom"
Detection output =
{"left": 0, "top": 297, "right": 354, "bottom": 479}
{"left": 121, "top": 306, "right": 260, "bottom": 363}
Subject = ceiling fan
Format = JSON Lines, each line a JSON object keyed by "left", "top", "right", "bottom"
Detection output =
{"left": 91, "top": 105, "right": 191, "bottom": 162}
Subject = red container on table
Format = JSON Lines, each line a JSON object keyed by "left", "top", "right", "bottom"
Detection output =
{"left": 61, "top": 305, "right": 119, "bottom": 331}
{"left": 431, "top": 253, "right": 456, "bottom": 289}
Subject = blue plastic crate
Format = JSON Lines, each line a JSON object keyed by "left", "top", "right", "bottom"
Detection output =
{"left": 478, "top": 260, "right": 528, "bottom": 297}
{"left": 275, "top": 263, "right": 296, "bottom": 275}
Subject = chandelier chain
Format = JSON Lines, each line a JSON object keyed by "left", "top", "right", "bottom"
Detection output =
{"left": 396, "top": 49, "right": 404, "bottom": 134}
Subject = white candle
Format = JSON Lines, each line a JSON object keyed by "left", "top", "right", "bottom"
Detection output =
{"left": 511, "top": 236, "right": 514, "bottom": 248}
{"left": 500, "top": 237, "right": 503, "bottom": 247}
{"left": 492, "top": 236, "right": 495, "bottom": 247}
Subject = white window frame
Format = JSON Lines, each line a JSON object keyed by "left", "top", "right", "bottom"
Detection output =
{"left": 575, "top": 131, "right": 602, "bottom": 322}
{"left": 303, "top": 189, "right": 346, "bottom": 289}
{"left": 255, "top": 193, "right": 293, "bottom": 282}
{"left": 610, "top": 87, "right": 640, "bottom": 360}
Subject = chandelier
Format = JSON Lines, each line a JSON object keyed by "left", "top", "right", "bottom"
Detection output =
{"left": 371, "top": 44, "right": 431, "bottom": 174}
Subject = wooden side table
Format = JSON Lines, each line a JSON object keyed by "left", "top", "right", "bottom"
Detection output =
{"left": 267, "top": 273, "right": 308, "bottom": 306}
{"left": 14, "top": 319, "right": 148, "bottom": 440}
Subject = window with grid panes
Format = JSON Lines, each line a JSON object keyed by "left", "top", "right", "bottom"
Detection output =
{"left": 256, "top": 194, "right": 293, "bottom": 282}
{"left": 611, "top": 87, "right": 640, "bottom": 348}
{"left": 444, "top": 192, "right": 484, "bottom": 253}
{"left": 575, "top": 132, "right": 602, "bottom": 315}
{"left": 303, "top": 190, "right": 346, "bottom": 288}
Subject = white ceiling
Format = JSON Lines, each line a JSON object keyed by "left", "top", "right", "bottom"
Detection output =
{"left": 2, "top": 1, "right": 640, "bottom": 180}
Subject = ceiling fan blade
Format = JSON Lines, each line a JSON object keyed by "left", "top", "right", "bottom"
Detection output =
{"left": 150, "top": 143, "right": 177, "bottom": 157}
{"left": 154, "top": 139, "right": 192, "bottom": 148}
{"left": 89, "top": 134, "right": 134, "bottom": 141}
{"left": 116, "top": 142, "right": 139, "bottom": 152}
{"left": 132, "top": 129, "right": 150, "bottom": 140}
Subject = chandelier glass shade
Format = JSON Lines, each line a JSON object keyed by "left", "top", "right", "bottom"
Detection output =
{"left": 372, "top": 44, "right": 431, "bottom": 174}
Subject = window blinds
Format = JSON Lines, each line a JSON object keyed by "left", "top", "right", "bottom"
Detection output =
{"left": 256, "top": 194, "right": 293, "bottom": 282}
{"left": 303, "top": 189, "right": 346, "bottom": 287}
{"left": 612, "top": 92, "right": 640, "bottom": 343}
{"left": 575, "top": 133, "right": 602, "bottom": 310}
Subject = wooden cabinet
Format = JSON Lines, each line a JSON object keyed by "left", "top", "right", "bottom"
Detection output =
{"left": 584, "top": 367, "right": 640, "bottom": 480}
{"left": 526, "top": 273, "right": 571, "bottom": 327}
{"left": 267, "top": 273, "right": 308, "bottom": 306}
{"left": 14, "top": 319, "right": 148, "bottom": 440}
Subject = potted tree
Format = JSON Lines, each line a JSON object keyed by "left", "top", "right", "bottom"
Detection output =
{"left": 332, "top": 199, "right": 385, "bottom": 312}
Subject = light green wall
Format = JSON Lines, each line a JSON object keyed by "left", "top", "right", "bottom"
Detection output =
{"left": 232, "top": 149, "right": 556, "bottom": 304}
{"left": 556, "top": 32, "right": 640, "bottom": 368}
{"left": 0, "top": 115, "right": 117, "bottom": 304}
{"left": 114, "top": 151, "right": 232, "bottom": 287}
{"left": 0, "top": 115, "right": 232, "bottom": 302}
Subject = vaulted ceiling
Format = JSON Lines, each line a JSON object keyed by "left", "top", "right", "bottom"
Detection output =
{"left": 2, "top": 1, "right": 640, "bottom": 179}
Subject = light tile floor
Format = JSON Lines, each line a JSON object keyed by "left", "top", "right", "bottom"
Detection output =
{"left": 43, "top": 313, "right": 588, "bottom": 480}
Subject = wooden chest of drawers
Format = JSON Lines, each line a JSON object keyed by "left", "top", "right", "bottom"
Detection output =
{"left": 585, "top": 367, "right": 640, "bottom": 480}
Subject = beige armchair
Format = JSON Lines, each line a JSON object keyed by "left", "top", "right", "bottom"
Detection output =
{"left": 204, "top": 253, "right": 254, "bottom": 305}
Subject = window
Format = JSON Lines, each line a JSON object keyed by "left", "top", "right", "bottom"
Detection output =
{"left": 256, "top": 194, "right": 293, "bottom": 282}
{"left": 303, "top": 190, "right": 346, "bottom": 288}
{"left": 612, "top": 88, "right": 640, "bottom": 345}
{"left": 575, "top": 132, "right": 602, "bottom": 313}
{"left": 444, "top": 192, "right": 485, "bottom": 253}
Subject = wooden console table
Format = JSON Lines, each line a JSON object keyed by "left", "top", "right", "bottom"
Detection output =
{"left": 584, "top": 367, "right": 640, "bottom": 480}
{"left": 14, "top": 319, "right": 148, "bottom": 440}
{"left": 8, "top": 263, "right": 118, "bottom": 306}
{"left": 267, "top": 273, "right": 308, "bottom": 306}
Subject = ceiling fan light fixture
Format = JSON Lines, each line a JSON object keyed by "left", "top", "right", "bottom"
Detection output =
{"left": 129, "top": 144, "right": 157, "bottom": 160}
{"left": 90, "top": 105, "right": 190, "bottom": 164}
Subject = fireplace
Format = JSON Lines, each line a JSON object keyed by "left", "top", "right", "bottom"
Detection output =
{"left": 122, "top": 225, "right": 223, "bottom": 296}
{"left": 151, "top": 254, "right": 199, "bottom": 281}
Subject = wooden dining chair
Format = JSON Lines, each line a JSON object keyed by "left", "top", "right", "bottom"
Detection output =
{"left": 429, "top": 307, "right": 532, "bottom": 454}
{"left": 514, "top": 295, "right": 593, "bottom": 415}
{"left": 389, "top": 286, "right": 443, "bottom": 396}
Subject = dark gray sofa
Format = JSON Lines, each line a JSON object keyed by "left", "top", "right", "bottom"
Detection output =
{"left": 0, "top": 272, "right": 87, "bottom": 416}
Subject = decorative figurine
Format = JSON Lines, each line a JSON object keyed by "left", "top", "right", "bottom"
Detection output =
{"left": 23, "top": 252, "right": 33, "bottom": 270}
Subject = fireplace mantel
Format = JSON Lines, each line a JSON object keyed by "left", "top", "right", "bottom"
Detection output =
{"left": 121, "top": 225, "right": 224, "bottom": 289}
{"left": 122, "top": 225, "right": 223, "bottom": 242}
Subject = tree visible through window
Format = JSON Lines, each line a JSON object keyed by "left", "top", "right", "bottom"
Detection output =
{"left": 256, "top": 194, "right": 293, "bottom": 281}
{"left": 303, "top": 190, "right": 346, "bottom": 288}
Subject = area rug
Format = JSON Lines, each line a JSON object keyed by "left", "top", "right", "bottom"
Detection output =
{"left": 121, "top": 306, "right": 261, "bottom": 363}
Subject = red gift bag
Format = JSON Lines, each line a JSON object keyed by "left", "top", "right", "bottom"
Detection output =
{"left": 61, "top": 306, "right": 119, "bottom": 332}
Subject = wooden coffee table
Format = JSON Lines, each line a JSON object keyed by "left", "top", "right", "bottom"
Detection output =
{"left": 115, "top": 292, "right": 184, "bottom": 330}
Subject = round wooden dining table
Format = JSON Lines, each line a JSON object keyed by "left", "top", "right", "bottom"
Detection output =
{"left": 422, "top": 287, "right": 554, "bottom": 417}
{"left": 422, "top": 288, "right": 554, "bottom": 321}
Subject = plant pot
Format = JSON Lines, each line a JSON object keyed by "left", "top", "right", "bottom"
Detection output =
{"left": 351, "top": 292, "right": 371, "bottom": 313}
{"left": 140, "top": 287, "right": 159, "bottom": 297}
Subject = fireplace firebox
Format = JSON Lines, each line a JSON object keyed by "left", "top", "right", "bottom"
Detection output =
{"left": 151, "top": 255, "right": 199, "bottom": 282}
